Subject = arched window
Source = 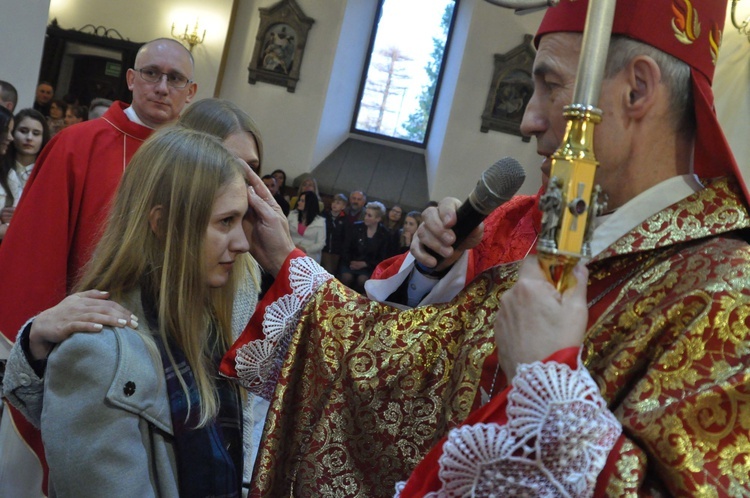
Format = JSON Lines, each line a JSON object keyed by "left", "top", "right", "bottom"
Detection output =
{"left": 351, "top": 0, "right": 459, "bottom": 148}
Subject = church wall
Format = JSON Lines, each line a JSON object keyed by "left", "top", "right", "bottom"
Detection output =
{"left": 0, "top": 0, "right": 746, "bottom": 200}
{"left": 0, "top": 0, "right": 52, "bottom": 110}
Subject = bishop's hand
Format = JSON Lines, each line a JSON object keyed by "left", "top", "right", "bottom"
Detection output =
{"left": 494, "top": 255, "right": 589, "bottom": 380}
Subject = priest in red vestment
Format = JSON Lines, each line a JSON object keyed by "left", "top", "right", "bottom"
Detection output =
{"left": 218, "top": 0, "right": 750, "bottom": 496}
{"left": 0, "top": 38, "right": 197, "bottom": 497}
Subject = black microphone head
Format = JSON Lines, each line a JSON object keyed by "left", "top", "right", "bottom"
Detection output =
{"left": 470, "top": 157, "right": 526, "bottom": 215}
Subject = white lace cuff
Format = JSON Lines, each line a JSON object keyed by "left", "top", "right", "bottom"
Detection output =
{"left": 396, "top": 357, "right": 621, "bottom": 498}
{"left": 233, "top": 256, "right": 332, "bottom": 399}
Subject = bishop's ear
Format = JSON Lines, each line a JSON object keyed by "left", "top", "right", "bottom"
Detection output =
{"left": 624, "top": 55, "right": 661, "bottom": 118}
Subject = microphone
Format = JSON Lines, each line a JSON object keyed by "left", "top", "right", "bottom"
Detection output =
{"left": 425, "top": 157, "right": 526, "bottom": 265}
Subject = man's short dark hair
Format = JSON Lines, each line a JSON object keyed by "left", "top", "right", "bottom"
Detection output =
{"left": 69, "top": 105, "right": 88, "bottom": 121}
{"left": 0, "top": 80, "right": 18, "bottom": 109}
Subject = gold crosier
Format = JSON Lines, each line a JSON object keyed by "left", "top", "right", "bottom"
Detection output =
{"left": 486, "top": 0, "right": 617, "bottom": 291}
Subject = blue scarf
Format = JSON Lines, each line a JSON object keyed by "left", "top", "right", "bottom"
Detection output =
{"left": 144, "top": 292, "right": 243, "bottom": 498}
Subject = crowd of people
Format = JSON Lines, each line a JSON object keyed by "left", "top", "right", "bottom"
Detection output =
{"left": 31, "top": 81, "right": 108, "bottom": 138}
{"left": 257, "top": 167, "right": 427, "bottom": 293}
{"left": 1, "top": 0, "right": 749, "bottom": 496}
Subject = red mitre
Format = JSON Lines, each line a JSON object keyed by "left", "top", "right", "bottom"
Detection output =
{"left": 536, "top": 0, "right": 744, "bottom": 199}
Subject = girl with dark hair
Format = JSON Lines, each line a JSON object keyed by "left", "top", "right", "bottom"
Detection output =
{"left": 271, "top": 169, "right": 289, "bottom": 201}
{"left": 391, "top": 210, "right": 422, "bottom": 256}
{"left": 0, "top": 107, "right": 16, "bottom": 240}
{"left": 0, "top": 109, "right": 50, "bottom": 239}
{"left": 46, "top": 99, "right": 67, "bottom": 137}
{"left": 2, "top": 109, "right": 50, "bottom": 196}
{"left": 0, "top": 107, "right": 12, "bottom": 157}
{"left": 384, "top": 204, "right": 404, "bottom": 233}
{"left": 287, "top": 190, "right": 326, "bottom": 263}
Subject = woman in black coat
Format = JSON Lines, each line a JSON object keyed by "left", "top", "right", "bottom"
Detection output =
{"left": 338, "top": 201, "right": 390, "bottom": 293}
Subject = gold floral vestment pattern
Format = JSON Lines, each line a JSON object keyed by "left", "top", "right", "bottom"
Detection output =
{"left": 249, "top": 177, "right": 750, "bottom": 497}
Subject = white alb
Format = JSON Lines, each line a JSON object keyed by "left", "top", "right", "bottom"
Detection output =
{"left": 395, "top": 358, "right": 621, "bottom": 498}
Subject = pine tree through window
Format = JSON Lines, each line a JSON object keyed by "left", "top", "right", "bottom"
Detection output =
{"left": 352, "top": 0, "right": 458, "bottom": 147}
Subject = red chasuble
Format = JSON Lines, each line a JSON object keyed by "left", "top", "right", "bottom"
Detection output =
{"left": 398, "top": 178, "right": 750, "bottom": 496}
{"left": 223, "top": 178, "right": 750, "bottom": 496}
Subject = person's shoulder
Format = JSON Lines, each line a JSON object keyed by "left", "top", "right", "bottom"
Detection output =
{"left": 47, "top": 328, "right": 122, "bottom": 381}
{"left": 53, "top": 326, "right": 118, "bottom": 354}
{"left": 484, "top": 193, "right": 540, "bottom": 226}
{"left": 51, "top": 326, "right": 147, "bottom": 360}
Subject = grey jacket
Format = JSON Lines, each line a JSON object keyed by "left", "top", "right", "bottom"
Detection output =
{"left": 2, "top": 265, "right": 260, "bottom": 494}
{"left": 42, "top": 323, "right": 178, "bottom": 498}
{"left": 3, "top": 266, "right": 259, "bottom": 430}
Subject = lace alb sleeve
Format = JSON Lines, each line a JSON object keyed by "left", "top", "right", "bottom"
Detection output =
{"left": 397, "top": 357, "right": 622, "bottom": 498}
{"left": 232, "top": 256, "right": 332, "bottom": 399}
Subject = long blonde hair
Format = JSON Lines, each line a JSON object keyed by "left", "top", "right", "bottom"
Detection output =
{"left": 76, "top": 127, "right": 246, "bottom": 425}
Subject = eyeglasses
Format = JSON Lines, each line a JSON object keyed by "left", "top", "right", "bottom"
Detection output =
{"left": 134, "top": 68, "right": 192, "bottom": 89}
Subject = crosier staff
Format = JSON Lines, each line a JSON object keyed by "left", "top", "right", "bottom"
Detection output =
{"left": 486, "top": 0, "right": 616, "bottom": 291}
{"left": 535, "top": 0, "right": 616, "bottom": 291}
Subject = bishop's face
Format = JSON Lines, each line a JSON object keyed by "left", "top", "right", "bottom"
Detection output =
{"left": 521, "top": 32, "right": 630, "bottom": 210}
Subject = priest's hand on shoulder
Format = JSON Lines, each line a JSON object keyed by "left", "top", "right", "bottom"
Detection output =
{"left": 493, "top": 256, "right": 588, "bottom": 380}
{"left": 29, "top": 290, "right": 138, "bottom": 360}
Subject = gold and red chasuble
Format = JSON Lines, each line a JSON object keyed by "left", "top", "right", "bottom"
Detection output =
{"left": 223, "top": 177, "right": 750, "bottom": 497}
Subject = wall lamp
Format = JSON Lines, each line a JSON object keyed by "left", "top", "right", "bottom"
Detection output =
{"left": 171, "top": 19, "right": 206, "bottom": 52}
{"left": 732, "top": 0, "right": 750, "bottom": 42}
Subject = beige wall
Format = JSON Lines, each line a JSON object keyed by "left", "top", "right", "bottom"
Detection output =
{"left": 0, "top": 0, "right": 51, "bottom": 109}
{"left": 715, "top": 6, "right": 750, "bottom": 176}
{"left": 219, "top": 0, "right": 355, "bottom": 185}
{"left": 218, "top": 0, "right": 547, "bottom": 197}
{"left": 428, "top": 0, "right": 545, "bottom": 198}
{"left": 46, "top": 0, "right": 233, "bottom": 102}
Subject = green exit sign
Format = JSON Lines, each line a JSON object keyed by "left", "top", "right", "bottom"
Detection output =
{"left": 105, "top": 62, "right": 121, "bottom": 77}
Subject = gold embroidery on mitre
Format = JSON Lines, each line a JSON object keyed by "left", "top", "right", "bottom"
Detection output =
{"left": 672, "top": 0, "right": 701, "bottom": 44}
{"left": 709, "top": 22, "right": 722, "bottom": 66}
